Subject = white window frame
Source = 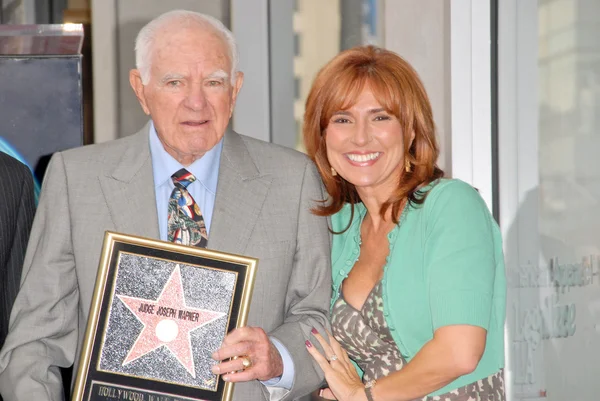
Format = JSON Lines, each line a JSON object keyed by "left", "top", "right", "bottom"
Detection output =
{"left": 450, "top": 0, "right": 494, "bottom": 212}
{"left": 497, "top": 1, "right": 541, "bottom": 400}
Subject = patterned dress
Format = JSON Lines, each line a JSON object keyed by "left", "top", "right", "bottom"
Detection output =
{"left": 331, "top": 281, "right": 505, "bottom": 401}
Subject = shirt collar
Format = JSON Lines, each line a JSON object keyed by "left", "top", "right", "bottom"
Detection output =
{"left": 149, "top": 121, "right": 222, "bottom": 194}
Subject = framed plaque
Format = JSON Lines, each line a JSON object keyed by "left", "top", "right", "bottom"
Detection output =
{"left": 72, "top": 231, "right": 257, "bottom": 401}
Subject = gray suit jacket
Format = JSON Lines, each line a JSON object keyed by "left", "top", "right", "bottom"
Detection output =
{"left": 0, "top": 153, "right": 35, "bottom": 350}
{"left": 0, "top": 126, "right": 331, "bottom": 401}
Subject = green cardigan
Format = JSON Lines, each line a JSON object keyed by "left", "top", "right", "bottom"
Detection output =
{"left": 330, "top": 179, "right": 506, "bottom": 397}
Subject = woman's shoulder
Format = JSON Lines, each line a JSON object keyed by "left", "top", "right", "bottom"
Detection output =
{"left": 424, "top": 177, "right": 478, "bottom": 195}
{"left": 421, "top": 178, "right": 486, "bottom": 209}
{"left": 417, "top": 178, "right": 496, "bottom": 237}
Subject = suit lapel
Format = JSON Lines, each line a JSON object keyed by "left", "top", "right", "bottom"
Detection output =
{"left": 99, "top": 125, "right": 160, "bottom": 239}
{"left": 208, "top": 130, "right": 271, "bottom": 255}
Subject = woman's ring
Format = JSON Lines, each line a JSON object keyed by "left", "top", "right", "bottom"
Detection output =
{"left": 328, "top": 354, "right": 338, "bottom": 362}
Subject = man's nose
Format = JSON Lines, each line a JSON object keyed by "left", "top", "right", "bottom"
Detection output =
{"left": 184, "top": 85, "right": 208, "bottom": 111}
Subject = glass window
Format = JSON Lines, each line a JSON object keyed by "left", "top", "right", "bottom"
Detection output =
{"left": 270, "top": 0, "right": 384, "bottom": 150}
{"left": 501, "top": 1, "right": 600, "bottom": 400}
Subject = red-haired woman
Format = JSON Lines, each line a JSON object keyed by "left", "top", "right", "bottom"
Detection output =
{"left": 303, "top": 46, "right": 506, "bottom": 401}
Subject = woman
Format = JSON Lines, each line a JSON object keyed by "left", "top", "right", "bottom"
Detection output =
{"left": 302, "top": 45, "right": 506, "bottom": 401}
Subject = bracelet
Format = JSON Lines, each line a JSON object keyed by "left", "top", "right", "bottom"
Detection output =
{"left": 364, "top": 379, "right": 376, "bottom": 401}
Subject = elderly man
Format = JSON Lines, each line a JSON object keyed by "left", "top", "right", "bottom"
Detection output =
{"left": 0, "top": 10, "right": 331, "bottom": 401}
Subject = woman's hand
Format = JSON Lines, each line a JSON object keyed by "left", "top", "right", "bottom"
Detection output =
{"left": 320, "top": 388, "right": 337, "bottom": 399}
{"left": 306, "top": 328, "right": 367, "bottom": 401}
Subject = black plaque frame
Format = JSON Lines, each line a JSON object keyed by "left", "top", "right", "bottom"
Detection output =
{"left": 72, "top": 231, "right": 257, "bottom": 401}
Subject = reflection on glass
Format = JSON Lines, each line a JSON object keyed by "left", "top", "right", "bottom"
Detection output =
{"left": 292, "top": 0, "right": 383, "bottom": 151}
{"left": 509, "top": 1, "right": 600, "bottom": 400}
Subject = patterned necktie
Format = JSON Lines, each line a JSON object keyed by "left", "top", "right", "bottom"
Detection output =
{"left": 167, "top": 168, "right": 208, "bottom": 247}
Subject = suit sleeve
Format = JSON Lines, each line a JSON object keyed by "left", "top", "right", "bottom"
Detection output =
{"left": 265, "top": 160, "right": 332, "bottom": 401}
{"left": 0, "top": 164, "right": 35, "bottom": 346}
{"left": 0, "top": 161, "right": 36, "bottom": 351}
{"left": 0, "top": 153, "right": 79, "bottom": 401}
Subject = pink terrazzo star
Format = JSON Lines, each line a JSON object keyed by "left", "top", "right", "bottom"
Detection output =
{"left": 117, "top": 264, "right": 225, "bottom": 378}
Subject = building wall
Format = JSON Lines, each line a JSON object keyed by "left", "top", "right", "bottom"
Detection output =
{"left": 292, "top": 0, "right": 341, "bottom": 150}
{"left": 383, "top": 0, "right": 452, "bottom": 173}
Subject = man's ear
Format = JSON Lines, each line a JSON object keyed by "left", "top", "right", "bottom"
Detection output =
{"left": 130, "top": 69, "right": 150, "bottom": 115}
{"left": 230, "top": 71, "right": 244, "bottom": 112}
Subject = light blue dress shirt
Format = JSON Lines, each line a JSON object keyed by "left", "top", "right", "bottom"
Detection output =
{"left": 148, "top": 122, "right": 294, "bottom": 390}
{"left": 150, "top": 123, "right": 221, "bottom": 240}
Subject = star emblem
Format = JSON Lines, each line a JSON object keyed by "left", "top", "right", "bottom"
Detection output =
{"left": 117, "top": 264, "right": 225, "bottom": 378}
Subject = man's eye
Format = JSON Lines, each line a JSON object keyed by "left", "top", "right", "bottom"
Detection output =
{"left": 207, "top": 80, "right": 223, "bottom": 87}
{"left": 167, "top": 80, "right": 181, "bottom": 87}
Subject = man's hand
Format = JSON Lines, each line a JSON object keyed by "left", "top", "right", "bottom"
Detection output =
{"left": 211, "top": 326, "right": 284, "bottom": 382}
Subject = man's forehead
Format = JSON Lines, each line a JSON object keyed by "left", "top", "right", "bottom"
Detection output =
{"left": 154, "top": 25, "right": 228, "bottom": 54}
{"left": 151, "top": 30, "right": 231, "bottom": 72}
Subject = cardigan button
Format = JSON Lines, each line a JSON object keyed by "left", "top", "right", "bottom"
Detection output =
{"left": 339, "top": 270, "right": 345, "bottom": 276}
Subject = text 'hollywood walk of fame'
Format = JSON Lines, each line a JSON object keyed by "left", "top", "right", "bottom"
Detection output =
{"left": 98, "top": 384, "right": 190, "bottom": 401}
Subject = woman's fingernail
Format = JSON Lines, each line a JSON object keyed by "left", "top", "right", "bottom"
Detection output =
{"left": 311, "top": 327, "right": 319, "bottom": 335}
{"left": 305, "top": 340, "right": 313, "bottom": 348}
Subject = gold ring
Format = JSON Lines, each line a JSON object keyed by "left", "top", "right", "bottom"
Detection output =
{"left": 241, "top": 356, "right": 252, "bottom": 369}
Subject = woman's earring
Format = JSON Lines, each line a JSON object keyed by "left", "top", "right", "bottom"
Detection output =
{"left": 331, "top": 167, "right": 338, "bottom": 176}
{"left": 405, "top": 159, "right": 411, "bottom": 173}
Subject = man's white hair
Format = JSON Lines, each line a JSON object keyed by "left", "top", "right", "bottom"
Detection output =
{"left": 135, "top": 10, "right": 239, "bottom": 85}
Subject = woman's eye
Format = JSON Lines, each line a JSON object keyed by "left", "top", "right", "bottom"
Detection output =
{"left": 374, "top": 115, "right": 391, "bottom": 121}
{"left": 333, "top": 118, "right": 351, "bottom": 124}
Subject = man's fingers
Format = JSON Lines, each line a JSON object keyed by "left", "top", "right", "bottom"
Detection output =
{"left": 221, "top": 326, "right": 264, "bottom": 346}
{"left": 212, "top": 326, "right": 283, "bottom": 381}
{"left": 221, "top": 367, "right": 256, "bottom": 383}
{"left": 211, "top": 356, "right": 248, "bottom": 375}
{"left": 212, "top": 342, "right": 250, "bottom": 361}
{"left": 214, "top": 326, "right": 267, "bottom": 360}
{"left": 220, "top": 327, "right": 249, "bottom": 347}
